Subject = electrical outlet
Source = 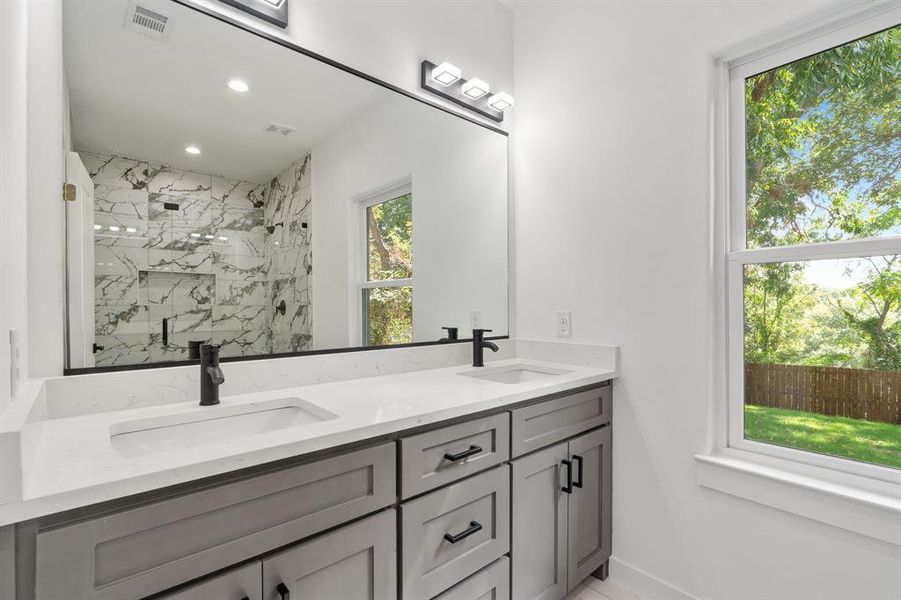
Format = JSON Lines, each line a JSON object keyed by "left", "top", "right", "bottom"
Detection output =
{"left": 470, "top": 310, "right": 482, "bottom": 329}
{"left": 556, "top": 311, "right": 572, "bottom": 338}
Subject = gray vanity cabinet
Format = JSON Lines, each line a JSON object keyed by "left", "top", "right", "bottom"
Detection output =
{"left": 154, "top": 562, "right": 262, "bottom": 600}
{"left": 261, "top": 510, "right": 397, "bottom": 600}
{"left": 511, "top": 427, "right": 612, "bottom": 600}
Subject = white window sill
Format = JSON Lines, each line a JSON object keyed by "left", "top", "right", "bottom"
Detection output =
{"left": 695, "top": 449, "right": 901, "bottom": 545}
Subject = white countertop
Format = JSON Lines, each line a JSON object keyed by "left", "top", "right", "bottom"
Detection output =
{"left": 0, "top": 340, "right": 617, "bottom": 525}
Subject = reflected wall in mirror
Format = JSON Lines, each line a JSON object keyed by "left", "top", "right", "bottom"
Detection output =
{"left": 62, "top": 0, "right": 508, "bottom": 370}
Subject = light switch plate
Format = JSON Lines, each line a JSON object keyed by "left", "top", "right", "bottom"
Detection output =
{"left": 555, "top": 311, "right": 572, "bottom": 338}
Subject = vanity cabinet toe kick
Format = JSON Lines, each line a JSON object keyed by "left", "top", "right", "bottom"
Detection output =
{"left": 11, "top": 381, "right": 612, "bottom": 600}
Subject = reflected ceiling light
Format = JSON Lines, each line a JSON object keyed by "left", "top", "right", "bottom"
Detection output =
{"left": 126, "top": 227, "right": 137, "bottom": 233}
{"left": 108, "top": 226, "right": 120, "bottom": 232}
{"left": 461, "top": 78, "right": 490, "bottom": 99}
{"left": 487, "top": 92, "right": 514, "bottom": 111}
{"left": 218, "top": 236, "right": 228, "bottom": 241}
{"left": 204, "top": 234, "right": 215, "bottom": 240}
{"left": 93, "top": 224, "right": 102, "bottom": 230}
{"left": 431, "top": 62, "right": 461, "bottom": 86}
{"left": 190, "top": 232, "right": 201, "bottom": 238}
{"left": 227, "top": 79, "right": 249, "bottom": 92}
{"left": 185, "top": 145, "right": 201, "bottom": 155}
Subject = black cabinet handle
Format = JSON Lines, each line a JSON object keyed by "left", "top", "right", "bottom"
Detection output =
{"left": 444, "top": 445, "right": 482, "bottom": 462}
{"left": 276, "top": 582, "right": 290, "bottom": 600}
{"left": 561, "top": 459, "right": 573, "bottom": 494}
{"left": 573, "top": 455, "right": 584, "bottom": 488}
{"left": 444, "top": 520, "right": 482, "bottom": 543}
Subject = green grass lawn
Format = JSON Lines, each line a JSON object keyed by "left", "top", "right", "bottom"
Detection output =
{"left": 744, "top": 405, "right": 901, "bottom": 469}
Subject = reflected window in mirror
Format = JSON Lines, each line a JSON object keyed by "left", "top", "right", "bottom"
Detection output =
{"left": 360, "top": 184, "right": 413, "bottom": 346}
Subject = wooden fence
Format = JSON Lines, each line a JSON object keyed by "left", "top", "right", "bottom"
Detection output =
{"left": 745, "top": 363, "right": 901, "bottom": 425}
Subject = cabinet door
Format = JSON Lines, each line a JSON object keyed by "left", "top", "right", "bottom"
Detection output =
{"left": 262, "top": 510, "right": 396, "bottom": 600}
{"left": 510, "top": 443, "right": 568, "bottom": 600}
{"left": 566, "top": 427, "right": 612, "bottom": 590}
{"left": 155, "top": 562, "right": 261, "bottom": 600}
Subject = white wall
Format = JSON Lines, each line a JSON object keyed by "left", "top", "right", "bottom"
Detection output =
{"left": 188, "top": 0, "right": 514, "bottom": 131}
{"left": 0, "top": 0, "right": 30, "bottom": 406}
{"left": 312, "top": 97, "right": 508, "bottom": 348}
{"left": 512, "top": 2, "right": 899, "bottom": 599}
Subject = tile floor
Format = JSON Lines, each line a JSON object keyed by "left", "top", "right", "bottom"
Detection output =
{"left": 564, "top": 576, "right": 614, "bottom": 600}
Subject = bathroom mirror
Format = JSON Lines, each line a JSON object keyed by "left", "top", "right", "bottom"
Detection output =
{"left": 62, "top": 0, "right": 508, "bottom": 371}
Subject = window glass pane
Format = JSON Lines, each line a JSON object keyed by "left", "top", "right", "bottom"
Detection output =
{"left": 364, "top": 286, "right": 412, "bottom": 346}
{"left": 744, "top": 26, "right": 900, "bottom": 248}
{"left": 367, "top": 192, "right": 413, "bottom": 281}
{"left": 743, "top": 255, "right": 900, "bottom": 468}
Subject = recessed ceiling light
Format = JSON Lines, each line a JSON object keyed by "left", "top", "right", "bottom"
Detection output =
{"left": 227, "top": 79, "right": 249, "bottom": 93}
{"left": 462, "top": 78, "right": 490, "bottom": 99}
{"left": 487, "top": 92, "right": 514, "bottom": 111}
{"left": 432, "top": 62, "right": 461, "bottom": 86}
{"left": 185, "top": 145, "right": 201, "bottom": 155}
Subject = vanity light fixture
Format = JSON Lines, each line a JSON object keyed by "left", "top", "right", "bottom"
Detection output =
{"left": 190, "top": 232, "right": 201, "bottom": 238}
{"left": 185, "top": 145, "right": 201, "bottom": 155}
{"left": 204, "top": 234, "right": 215, "bottom": 240}
{"left": 93, "top": 224, "right": 102, "bottom": 231}
{"left": 487, "top": 92, "right": 515, "bottom": 111}
{"left": 461, "top": 78, "right": 490, "bottom": 99}
{"left": 126, "top": 227, "right": 137, "bottom": 233}
{"left": 108, "top": 226, "right": 120, "bottom": 232}
{"left": 227, "top": 79, "right": 249, "bottom": 92}
{"left": 218, "top": 236, "right": 228, "bottom": 241}
{"left": 420, "top": 60, "right": 506, "bottom": 122}
{"left": 431, "top": 62, "right": 461, "bottom": 86}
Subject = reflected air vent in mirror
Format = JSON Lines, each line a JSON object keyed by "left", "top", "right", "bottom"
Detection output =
{"left": 265, "top": 122, "right": 297, "bottom": 137}
{"left": 124, "top": 1, "right": 171, "bottom": 42}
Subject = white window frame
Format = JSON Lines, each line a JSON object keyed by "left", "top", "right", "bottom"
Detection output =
{"left": 352, "top": 179, "right": 413, "bottom": 346}
{"left": 699, "top": 4, "right": 901, "bottom": 545}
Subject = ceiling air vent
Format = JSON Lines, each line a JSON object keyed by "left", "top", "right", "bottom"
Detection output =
{"left": 124, "top": 1, "right": 171, "bottom": 42}
{"left": 265, "top": 122, "right": 297, "bottom": 137}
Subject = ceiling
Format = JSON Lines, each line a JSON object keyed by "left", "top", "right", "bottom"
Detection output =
{"left": 63, "top": 0, "right": 387, "bottom": 182}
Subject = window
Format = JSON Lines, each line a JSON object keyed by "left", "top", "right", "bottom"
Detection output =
{"left": 727, "top": 21, "right": 900, "bottom": 475}
{"left": 358, "top": 183, "right": 413, "bottom": 346}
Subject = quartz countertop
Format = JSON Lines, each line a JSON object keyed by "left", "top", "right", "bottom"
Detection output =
{"left": 0, "top": 340, "right": 617, "bottom": 525}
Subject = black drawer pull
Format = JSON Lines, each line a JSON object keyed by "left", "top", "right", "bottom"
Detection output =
{"left": 444, "top": 520, "right": 482, "bottom": 543}
{"left": 276, "top": 582, "right": 290, "bottom": 600}
{"left": 444, "top": 445, "right": 482, "bottom": 462}
{"left": 561, "top": 459, "right": 573, "bottom": 494}
{"left": 573, "top": 455, "right": 584, "bottom": 488}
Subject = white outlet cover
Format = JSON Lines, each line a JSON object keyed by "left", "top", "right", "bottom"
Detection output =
{"left": 556, "top": 311, "right": 572, "bottom": 338}
{"left": 470, "top": 310, "right": 482, "bottom": 329}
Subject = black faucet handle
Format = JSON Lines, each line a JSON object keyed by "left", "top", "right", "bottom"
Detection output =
{"left": 441, "top": 326, "right": 459, "bottom": 340}
{"left": 473, "top": 328, "right": 493, "bottom": 335}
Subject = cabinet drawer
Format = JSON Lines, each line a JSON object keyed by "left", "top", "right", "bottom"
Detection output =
{"left": 510, "top": 386, "right": 611, "bottom": 456}
{"left": 154, "top": 562, "right": 261, "bottom": 600}
{"left": 400, "top": 413, "right": 509, "bottom": 499}
{"left": 35, "top": 442, "right": 396, "bottom": 600}
{"left": 401, "top": 467, "right": 510, "bottom": 600}
{"left": 432, "top": 557, "right": 510, "bottom": 600}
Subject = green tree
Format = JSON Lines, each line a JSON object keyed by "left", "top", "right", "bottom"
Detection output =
{"left": 744, "top": 26, "right": 900, "bottom": 368}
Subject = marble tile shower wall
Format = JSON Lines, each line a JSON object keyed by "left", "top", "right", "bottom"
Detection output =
{"left": 84, "top": 150, "right": 312, "bottom": 366}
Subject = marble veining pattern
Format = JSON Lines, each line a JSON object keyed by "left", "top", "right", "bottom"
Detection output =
{"left": 82, "top": 149, "right": 312, "bottom": 365}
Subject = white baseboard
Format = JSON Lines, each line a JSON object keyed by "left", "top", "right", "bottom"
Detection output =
{"left": 585, "top": 557, "right": 699, "bottom": 600}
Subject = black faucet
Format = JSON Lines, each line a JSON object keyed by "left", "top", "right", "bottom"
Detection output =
{"left": 200, "top": 344, "right": 225, "bottom": 406}
{"left": 439, "top": 327, "right": 459, "bottom": 342}
{"left": 472, "top": 328, "right": 499, "bottom": 367}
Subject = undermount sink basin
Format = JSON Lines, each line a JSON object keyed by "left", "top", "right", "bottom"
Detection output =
{"left": 461, "top": 364, "right": 570, "bottom": 384}
{"left": 109, "top": 397, "right": 338, "bottom": 456}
